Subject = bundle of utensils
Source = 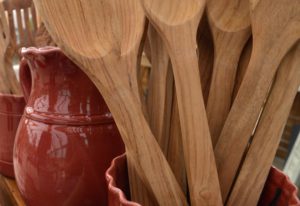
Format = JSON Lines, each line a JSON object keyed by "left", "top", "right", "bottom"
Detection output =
{"left": 33, "top": 0, "right": 300, "bottom": 205}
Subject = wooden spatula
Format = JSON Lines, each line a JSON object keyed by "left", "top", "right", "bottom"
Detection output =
{"left": 206, "top": 0, "right": 251, "bottom": 146}
{"left": 214, "top": 0, "right": 300, "bottom": 201}
{"left": 140, "top": 0, "right": 222, "bottom": 205}
{"left": 34, "top": 1, "right": 187, "bottom": 205}
{"left": 0, "top": 3, "right": 15, "bottom": 94}
{"left": 227, "top": 42, "right": 300, "bottom": 206}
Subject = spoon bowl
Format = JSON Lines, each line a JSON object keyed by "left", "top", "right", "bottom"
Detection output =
{"left": 142, "top": 0, "right": 204, "bottom": 25}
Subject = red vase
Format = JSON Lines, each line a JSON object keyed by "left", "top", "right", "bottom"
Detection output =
{"left": 0, "top": 93, "right": 25, "bottom": 178}
{"left": 106, "top": 154, "right": 300, "bottom": 206}
{"left": 14, "top": 47, "right": 125, "bottom": 206}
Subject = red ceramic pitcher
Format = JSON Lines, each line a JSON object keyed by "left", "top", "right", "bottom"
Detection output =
{"left": 0, "top": 93, "right": 25, "bottom": 178}
{"left": 14, "top": 47, "right": 125, "bottom": 206}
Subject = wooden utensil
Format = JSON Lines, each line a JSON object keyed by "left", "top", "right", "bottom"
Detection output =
{"left": 147, "top": 24, "right": 188, "bottom": 199}
{"left": 140, "top": 0, "right": 222, "bottom": 204}
{"left": 227, "top": 42, "right": 300, "bottom": 206}
{"left": 206, "top": 0, "right": 251, "bottom": 146}
{"left": 214, "top": 0, "right": 300, "bottom": 201}
{"left": 167, "top": 90, "right": 187, "bottom": 194}
{"left": 0, "top": 3, "right": 12, "bottom": 93}
{"left": 146, "top": 26, "right": 187, "bottom": 193}
{"left": 147, "top": 24, "right": 173, "bottom": 156}
{"left": 34, "top": 1, "right": 187, "bottom": 205}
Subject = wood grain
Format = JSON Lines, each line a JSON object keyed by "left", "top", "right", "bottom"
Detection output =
{"left": 206, "top": 0, "right": 251, "bottom": 147}
{"left": 214, "top": 0, "right": 300, "bottom": 201}
{"left": 34, "top": 1, "right": 187, "bottom": 205}
{"left": 140, "top": 0, "right": 222, "bottom": 205}
{"left": 227, "top": 42, "right": 300, "bottom": 206}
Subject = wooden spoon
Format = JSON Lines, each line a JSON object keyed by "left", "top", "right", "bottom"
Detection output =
{"left": 0, "top": 3, "right": 15, "bottom": 93}
{"left": 227, "top": 42, "right": 300, "bottom": 206}
{"left": 214, "top": 0, "right": 300, "bottom": 201}
{"left": 34, "top": 1, "right": 187, "bottom": 205}
{"left": 146, "top": 26, "right": 187, "bottom": 193}
{"left": 140, "top": 0, "right": 222, "bottom": 205}
{"left": 167, "top": 88, "right": 188, "bottom": 195}
{"left": 206, "top": 0, "right": 251, "bottom": 146}
{"left": 147, "top": 24, "right": 173, "bottom": 157}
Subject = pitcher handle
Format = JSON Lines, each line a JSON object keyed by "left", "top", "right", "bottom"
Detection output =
{"left": 19, "top": 58, "right": 32, "bottom": 103}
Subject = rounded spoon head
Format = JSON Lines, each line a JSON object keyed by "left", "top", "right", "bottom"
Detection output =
{"left": 141, "top": 0, "right": 205, "bottom": 25}
{"left": 207, "top": 0, "right": 250, "bottom": 31}
{"left": 35, "top": 0, "right": 145, "bottom": 58}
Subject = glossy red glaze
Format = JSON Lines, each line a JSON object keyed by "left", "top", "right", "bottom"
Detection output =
{"left": 0, "top": 94, "right": 25, "bottom": 178}
{"left": 106, "top": 154, "right": 300, "bottom": 206}
{"left": 14, "top": 47, "right": 125, "bottom": 206}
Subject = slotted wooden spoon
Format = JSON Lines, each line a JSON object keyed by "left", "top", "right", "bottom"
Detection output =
{"left": 214, "top": 0, "right": 300, "bottom": 201}
{"left": 206, "top": 0, "right": 251, "bottom": 146}
{"left": 227, "top": 41, "right": 300, "bottom": 206}
{"left": 34, "top": 0, "right": 187, "bottom": 205}
{"left": 140, "top": 0, "right": 222, "bottom": 205}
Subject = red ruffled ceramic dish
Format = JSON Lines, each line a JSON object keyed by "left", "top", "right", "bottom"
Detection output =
{"left": 106, "top": 153, "right": 300, "bottom": 206}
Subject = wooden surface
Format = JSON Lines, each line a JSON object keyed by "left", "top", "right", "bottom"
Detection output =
{"left": 34, "top": 1, "right": 187, "bottom": 205}
{"left": 206, "top": 0, "right": 251, "bottom": 147}
{"left": 0, "top": 175, "right": 25, "bottom": 206}
{"left": 214, "top": 0, "right": 300, "bottom": 201}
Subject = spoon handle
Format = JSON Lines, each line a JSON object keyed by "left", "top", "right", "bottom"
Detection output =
{"left": 167, "top": 89, "right": 187, "bottom": 194}
{"left": 147, "top": 25, "right": 173, "bottom": 156}
{"left": 207, "top": 29, "right": 250, "bottom": 147}
{"left": 227, "top": 42, "right": 300, "bottom": 206}
{"left": 166, "top": 29, "right": 222, "bottom": 205}
{"left": 95, "top": 62, "right": 188, "bottom": 205}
